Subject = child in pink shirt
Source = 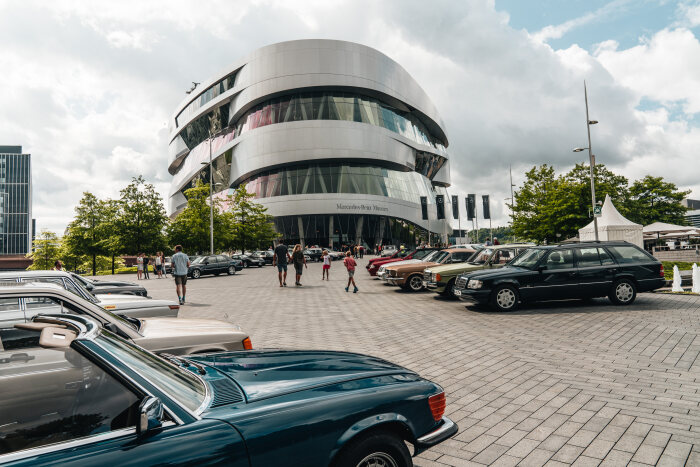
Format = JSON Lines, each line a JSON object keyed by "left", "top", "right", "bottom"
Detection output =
{"left": 343, "top": 251, "right": 358, "bottom": 293}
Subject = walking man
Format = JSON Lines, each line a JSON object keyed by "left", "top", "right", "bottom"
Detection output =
{"left": 272, "top": 240, "right": 291, "bottom": 287}
{"left": 344, "top": 251, "right": 358, "bottom": 293}
{"left": 171, "top": 245, "right": 190, "bottom": 305}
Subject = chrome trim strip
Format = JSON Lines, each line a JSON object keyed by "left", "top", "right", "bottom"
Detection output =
{"left": 416, "top": 417, "right": 455, "bottom": 444}
{"left": 0, "top": 427, "right": 134, "bottom": 463}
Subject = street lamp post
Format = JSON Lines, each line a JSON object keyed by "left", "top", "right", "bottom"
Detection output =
{"left": 208, "top": 132, "right": 214, "bottom": 255}
{"left": 573, "top": 81, "right": 600, "bottom": 241}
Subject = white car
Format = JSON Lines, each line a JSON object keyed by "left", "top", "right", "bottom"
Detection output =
{"left": 0, "top": 271, "right": 179, "bottom": 318}
{"left": 381, "top": 245, "right": 397, "bottom": 257}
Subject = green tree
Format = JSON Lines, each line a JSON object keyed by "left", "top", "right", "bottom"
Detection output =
{"left": 166, "top": 181, "right": 233, "bottom": 254}
{"left": 59, "top": 240, "right": 85, "bottom": 272}
{"left": 64, "top": 192, "right": 106, "bottom": 276}
{"left": 100, "top": 199, "right": 125, "bottom": 275}
{"left": 116, "top": 176, "right": 168, "bottom": 255}
{"left": 26, "top": 230, "right": 61, "bottom": 270}
{"left": 626, "top": 176, "right": 690, "bottom": 225}
{"left": 228, "top": 186, "right": 279, "bottom": 253}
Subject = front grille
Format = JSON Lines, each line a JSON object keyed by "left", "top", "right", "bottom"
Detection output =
{"left": 423, "top": 271, "right": 431, "bottom": 282}
{"left": 209, "top": 378, "right": 244, "bottom": 407}
{"left": 455, "top": 276, "right": 467, "bottom": 290}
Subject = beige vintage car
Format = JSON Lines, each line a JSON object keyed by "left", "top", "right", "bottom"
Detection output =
{"left": 0, "top": 283, "right": 251, "bottom": 355}
{"left": 385, "top": 248, "right": 476, "bottom": 291}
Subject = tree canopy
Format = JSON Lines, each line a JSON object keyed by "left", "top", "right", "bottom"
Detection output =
{"left": 26, "top": 230, "right": 61, "bottom": 270}
{"left": 510, "top": 164, "right": 689, "bottom": 243}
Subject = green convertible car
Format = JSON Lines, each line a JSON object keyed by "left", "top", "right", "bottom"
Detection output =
{"left": 423, "top": 244, "right": 531, "bottom": 297}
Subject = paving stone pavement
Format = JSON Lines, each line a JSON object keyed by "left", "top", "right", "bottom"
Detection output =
{"left": 111, "top": 257, "right": 700, "bottom": 466}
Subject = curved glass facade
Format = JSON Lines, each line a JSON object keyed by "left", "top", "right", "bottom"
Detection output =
{"left": 242, "top": 163, "right": 435, "bottom": 204}
{"left": 176, "top": 91, "right": 448, "bottom": 157}
{"left": 175, "top": 72, "right": 237, "bottom": 128}
{"left": 274, "top": 214, "right": 435, "bottom": 250}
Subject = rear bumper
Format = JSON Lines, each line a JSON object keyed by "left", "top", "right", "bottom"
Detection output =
{"left": 638, "top": 278, "right": 666, "bottom": 292}
{"left": 415, "top": 417, "right": 458, "bottom": 455}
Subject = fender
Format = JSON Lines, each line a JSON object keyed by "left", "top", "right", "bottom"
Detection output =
{"left": 330, "top": 412, "right": 416, "bottom": 461}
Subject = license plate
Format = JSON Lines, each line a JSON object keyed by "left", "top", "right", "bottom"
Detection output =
{"left": 454, "top": 290, "right": 461, "bottom": 296}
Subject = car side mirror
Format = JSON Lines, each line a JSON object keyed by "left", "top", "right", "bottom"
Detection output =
{"left": 85, "top": 282, "right": 94, "bottom": 291}
{"left": 136, "top": 396, "right": 163, "bottom": 436}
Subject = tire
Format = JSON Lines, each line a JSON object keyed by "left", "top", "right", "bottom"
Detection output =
{"left": 227, "top": 266, "right": 235, "bottom": 275}
{"left": 609, "top": 278, "right": 636, "bottom": 306}
{"left": 442, "top": 279, "right": 456, "bottom": 298}
{"left": 407, "top": 274, "right": 423, "bottom": 292}
{"left": 257, "top": 264, "right": 262, "bottom": 268}
{"left": 490, "top": 284, "right": 519, "bottom": 312}
{"left": 333, "top": 431, "right": 412, "bottom": 467}
{"left": 191, "top": 269, "right": 201, "bottom": 279}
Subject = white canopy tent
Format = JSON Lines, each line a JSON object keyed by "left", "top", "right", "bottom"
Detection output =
{"left": 642, "top": 222, "right": 693, "bottom": 236}
{"left": 578, "top": 195, "right": 643, "bottom": 247}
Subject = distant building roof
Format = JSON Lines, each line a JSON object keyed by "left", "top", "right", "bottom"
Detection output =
{"left": 0, "top": 146, "right": 22, "bottom": 154}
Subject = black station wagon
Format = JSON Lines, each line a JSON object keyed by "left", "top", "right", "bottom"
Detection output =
{"left": 453, "top": 242, "right": 666, "bottom": 312}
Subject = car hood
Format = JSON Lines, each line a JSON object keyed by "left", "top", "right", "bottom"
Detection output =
{"left": 463, "top": 266, "right": 532, "bottom": 280}
{"left": 139, "top": 318, "right": 242, "bottom": 338}
{"left": 387, "top": 261, "right": 437, "bottom": 273}
{"left": 428, "top": 262, "right": 486, "bottom": 275}
{"left": 92, "top": 280, "right": 139, "bottom": 287}
{"left": 193, "top": 350, "right": 414, "bottom": 402}
{"left": 96, "top": 294, "right": 177, "bottom": 308}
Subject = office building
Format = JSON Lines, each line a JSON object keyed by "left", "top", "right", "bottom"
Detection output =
{"left": 0, "top": 146, "right": 32, "bottom": 256}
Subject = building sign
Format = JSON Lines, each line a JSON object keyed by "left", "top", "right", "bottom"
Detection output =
{"left": 482, "top": 195, "right": 490, "bottom": 219}
{"left": 336, "top": 203, "right": 389, "bottom": 212}
{"left": 452, "top": 195, "right": 459, "bottom": 219}
{"left": 420, "top": 196, "right": 428, "bottom": 220}
{"left": 436, "top": 195, "right": 445, "bottom": 220}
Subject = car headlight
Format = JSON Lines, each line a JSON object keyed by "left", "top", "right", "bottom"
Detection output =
{"left": 468, "top": 279, "right": 483, "bottom": 289}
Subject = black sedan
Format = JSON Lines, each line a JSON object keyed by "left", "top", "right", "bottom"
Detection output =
{"left": 188, "top": 255, "right": 243, "bottom": 279}
{"left": 454, "top": 242, "right": 665, "bottom": 312}
{"left": 255, "top": 250, "right": 275, "bottom": 265}
{"left": 231, "top": 253, "right": 265, "bottom": 268}
{"left": 70, "top": 272, "right": 148, "bottom": 297}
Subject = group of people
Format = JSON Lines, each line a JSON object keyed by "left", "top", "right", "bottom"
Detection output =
{"left": 272, "top": 241, "right": 358, "bottom": 293}
{"left": 136, "top": 252, "right": 167, "bottom": 280}
{"left": 484, "top": 237, "right": 500, "bottom": 246}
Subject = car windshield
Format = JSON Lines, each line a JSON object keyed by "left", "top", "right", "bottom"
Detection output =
{"left": 471, "top": 248, "right": 494, "bottom": 264}
{"left": 65, "top": 275, "right": 99, "bottom": 304}
{"left": 509, "top": 248, "right": 548, "bottom": 269}
{"left": 433, "top": 251, "right": 450, "bottom": 263}
{"left": 191, "top": 256, "right": 206, "bottom": 264}
{"left": 70, "top": 273, "right": 93, "bottom": 287}
{"left": 413, "top": 249, "right": 433, "bottom": 260}
{"left": 422, "top": 250, "right": 440, "bottom": 262}
{"left": 96, "top": 331, "right": 207, "bottom": 412}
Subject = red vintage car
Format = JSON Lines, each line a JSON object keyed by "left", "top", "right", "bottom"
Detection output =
{"left": 366, "top": 248, "right": 438, "bottom": 276}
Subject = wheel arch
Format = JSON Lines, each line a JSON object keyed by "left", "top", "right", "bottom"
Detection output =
{"left": 329, "top": 415, "right": 416, "bottom": 466}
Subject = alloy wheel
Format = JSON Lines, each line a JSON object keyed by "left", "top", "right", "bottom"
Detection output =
{"left": 496, "top": 288, "right": 516, "bottom": 310}
{"left": 616, "top": 282, "right": 634, "bottom": 303}
{"left": 409, "top": 275, "right": 423, "bottom": 291}
{"left": 192, "top": 269, "right": 201, "bottom": 279}
{"left": 355, "top": 452, "right": 398, "bottom": 467}
{"left": 228, "top": 266, "right": 235, "bottom": 275}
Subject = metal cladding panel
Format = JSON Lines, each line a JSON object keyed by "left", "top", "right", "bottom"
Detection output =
{"left": 170, "top": 40, "right": 448, "bottom": 146}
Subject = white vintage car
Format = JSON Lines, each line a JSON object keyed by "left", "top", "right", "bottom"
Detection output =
{"left": 0, "top": 270, "right": 179, "bottom": 318}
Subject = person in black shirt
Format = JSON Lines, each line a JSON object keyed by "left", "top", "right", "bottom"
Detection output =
{"left": 143, "top": 255, "right": 150, "bottom": 279}
{"left": 272, "top": 241, "right": 292, "bottom": 287}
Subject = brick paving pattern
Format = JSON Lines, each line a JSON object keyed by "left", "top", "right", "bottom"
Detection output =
{"left": 116, "top": 257, "right": 700, "bottom": 466}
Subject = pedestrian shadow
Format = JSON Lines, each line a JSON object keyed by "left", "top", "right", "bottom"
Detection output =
{"left": 181, "top": 303, "right": 209, "bottom": 307}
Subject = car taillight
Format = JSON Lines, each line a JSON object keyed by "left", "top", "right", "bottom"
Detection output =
{"left": 660, "top": 264, "right": 665, "bottom": 278}
{"left": 242, "top": 337, "right": 253, "bottom": 350}
{"left": 168, "top": 305, "right": 180, "bottom": 310}
{"left": 428, "top": 392, "right": 446, "bottom": 421}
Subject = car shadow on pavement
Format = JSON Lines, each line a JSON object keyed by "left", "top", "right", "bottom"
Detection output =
{"left": 464, "top": 294, "right": 670, "bottom": 315}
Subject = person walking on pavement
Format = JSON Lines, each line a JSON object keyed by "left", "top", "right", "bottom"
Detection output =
{"left": 171, "top": 245, "right": 190, "bottom": 305}
{"left": 155, "top": 252, "right": 163, "bottom": 279}
{"left": 291, "top": 244, "right": 307, "bottom": 286}
{"left": 272, "top": 240, "right": 292, "bottom": 287}
{"left": 136, "top": 253, "right": 143, "bottom": 280}
{"left": 344, "top": 251, "right": 358, "bottom": 293}
{"left": 143, "top": 254, "right": 151, "bottom": 279}
{"left": 321, "top": 250, "right": 331, "bottom": 281}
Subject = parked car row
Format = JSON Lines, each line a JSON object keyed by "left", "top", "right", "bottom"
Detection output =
{"left": 370, "top": 241, "right": 666, "bottom": 313}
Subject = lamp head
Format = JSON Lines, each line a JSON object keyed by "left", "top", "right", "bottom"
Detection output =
{"left": 588, "top": 120, "right": 598, "bottom": 125}
{"left": 573, "top": 147, "right": 587, "bottom": 152}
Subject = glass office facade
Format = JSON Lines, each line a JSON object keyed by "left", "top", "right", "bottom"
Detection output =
{"left": 0, "top": 148, "right": 31, "bottom": 255}
{"left": 176, "top": 91, "right": 448, "bottom": 172}
{"left": 274, "top": 214, "right": 431, "bottom": 250}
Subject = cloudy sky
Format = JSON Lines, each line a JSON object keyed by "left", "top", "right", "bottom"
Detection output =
{"left": 1, "top": 0, "right": 698, "bottom": 233}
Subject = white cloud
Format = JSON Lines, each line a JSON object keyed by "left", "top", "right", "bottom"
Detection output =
{"left": 0, "top": 0, "right": 698, "bottom": 235}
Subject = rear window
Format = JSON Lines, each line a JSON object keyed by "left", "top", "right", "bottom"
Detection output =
{"left": 606, "top": 245, "right": 655, "bottom": 264}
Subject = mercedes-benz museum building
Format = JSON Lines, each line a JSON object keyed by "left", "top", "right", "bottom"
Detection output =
{"left": 167, "top": 39, "right": 453, "bottom": 248}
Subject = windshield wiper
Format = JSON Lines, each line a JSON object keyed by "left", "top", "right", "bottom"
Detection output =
{"left": 160, "top": 353, "right": 207, "bottom": 375}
